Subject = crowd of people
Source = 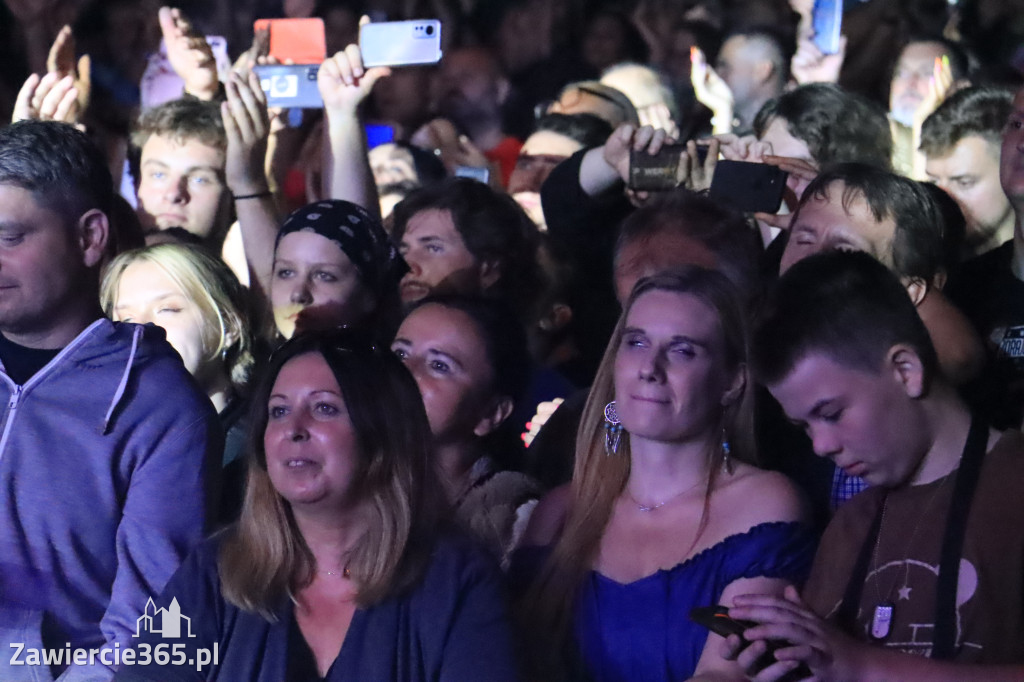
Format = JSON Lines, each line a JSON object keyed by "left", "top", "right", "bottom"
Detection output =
{"left": 1, "top": 0, "right": 1024, "bottom": 680}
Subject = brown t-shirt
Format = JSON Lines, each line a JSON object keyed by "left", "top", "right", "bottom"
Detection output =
{"left": 803, "top": 430, "right": 1024, "bottom": 663}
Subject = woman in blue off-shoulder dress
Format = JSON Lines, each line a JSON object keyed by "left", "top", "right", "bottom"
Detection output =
{"left": 513, "top": 267, "right": 817, "bottom": 682}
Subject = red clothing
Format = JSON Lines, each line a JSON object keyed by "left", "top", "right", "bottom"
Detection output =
{"left": 485, "top": 136, "right": 522, "bottom": 188}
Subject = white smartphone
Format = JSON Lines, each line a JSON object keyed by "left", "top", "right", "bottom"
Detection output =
{"left": 359, "top": 20, "right": 443, "bottom": 68}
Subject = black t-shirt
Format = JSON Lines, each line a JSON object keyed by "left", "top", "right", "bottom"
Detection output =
{"left": 947, "top": 240, "right": 1024, "bottom": 428}
{"left": 0, "top": 333, "right": 62, "bottom": 385}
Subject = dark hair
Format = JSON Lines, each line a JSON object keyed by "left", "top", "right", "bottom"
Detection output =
{"left": 131, "top": 97, "right": 227, "bottom": 152}
{"left": 391, "top": 178, "right": 542, "bottom": 319}
{"left": 585, "top": 10, "right": 650, "bottom": 65}
{"left": 408, "top": 294, "right": 532, "bottom": 406}
{"left": 614, "top": 189, "right": 763, "bottom": 302}
{"left": 795, "top": 163, "right": 945, "bottom": 282}
{"left": 220, "top": 330, "right": 446, "bottom": 615}
{"left": 753, "top": 251, "right": 939, "bottom": 386}
{"left": 920, "top": 86, "right": 1015, "bottom": 156}
{"left": 753, "top": 84, "right": 893, "bottom": 169}
{"left": 0, "top": 120, "right": 114, "bottom": 224}
{"left": 533, "top": 113, "right": 614, "bottom": 150}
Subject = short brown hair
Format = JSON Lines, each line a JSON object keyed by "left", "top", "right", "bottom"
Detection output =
{"left": 131, "top": 97, "right": 227, "bottom": 153}
{"left": 920, "top": 86, "right": 1014, "bottom": 157}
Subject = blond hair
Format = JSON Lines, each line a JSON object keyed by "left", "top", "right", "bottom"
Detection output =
{"left": 100, "top": 243, "right": 254, "bottom": 388}
{"left": 521, "top": 267, "right": 756, "bottom": 675}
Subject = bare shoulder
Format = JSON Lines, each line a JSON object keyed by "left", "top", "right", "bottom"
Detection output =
{"left": 716, "top": 464, "right": 810, "bottom": 527}
{"left": 519, "top": 484, "right": 571, "bottom": 547}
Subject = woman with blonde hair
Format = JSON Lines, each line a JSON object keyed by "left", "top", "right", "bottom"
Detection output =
{"left": 115, "top": 331, "right": 519, "bottom": 681}
{"left": 102, "top": 242, "right": 257, "bottom": 518}
{"left": 514, "top": 266, "right": 816, "bottom": 681}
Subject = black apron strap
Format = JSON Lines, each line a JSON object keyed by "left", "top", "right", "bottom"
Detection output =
{"left": 932, "top": 414, "right": 989, "bottom": 660}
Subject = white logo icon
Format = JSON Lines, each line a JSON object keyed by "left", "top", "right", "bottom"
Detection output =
{"left": 134, "top": 598, "right": 196, "bottom": 638}
{"left": 268, "top": 74, "right": 299, "bottom": 98}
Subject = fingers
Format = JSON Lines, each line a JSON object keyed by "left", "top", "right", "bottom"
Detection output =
{"left": 224, "top": 71, "right": 269, "bottom": 143}
{"left": 46, "top": 25, "right": 74, "bottom": 76}
{"left": 13, "top": 73, "right": 40, "bottom": 123}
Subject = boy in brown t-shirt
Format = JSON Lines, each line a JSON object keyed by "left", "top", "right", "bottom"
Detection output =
{"left": 724, "top": 251, "right": 1024, "bottom": 681}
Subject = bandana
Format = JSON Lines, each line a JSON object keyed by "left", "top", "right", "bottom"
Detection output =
{"left": 276, "top": 200, "right": 409, "bottom": 298}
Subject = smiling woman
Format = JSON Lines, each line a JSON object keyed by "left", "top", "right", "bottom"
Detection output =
{"left": 114, "top": 331, "right": 520, "bottom": 681}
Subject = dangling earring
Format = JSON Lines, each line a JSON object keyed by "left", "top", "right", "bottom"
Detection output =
{"left": 721, "top": 428, "right": 733, "bottom": 474}
{"left": 604, "top": 401, "right": 623, "bottom": 456}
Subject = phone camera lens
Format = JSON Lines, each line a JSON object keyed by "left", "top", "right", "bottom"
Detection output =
{"left": 425, "top": 24, "right": 434, "bottom": 35}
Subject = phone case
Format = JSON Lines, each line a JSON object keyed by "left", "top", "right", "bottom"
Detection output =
{"left": 811, "top": 0, "right": 842, "bottom": 55}
{"left": 629, "top": 144, "right": 685, "bottom": 191}
{"left": 253, "top": 18, "right": 326, "bottom": 64}
{"left": 689, "top": 606, "right": 753, "bottom": 639}
{"left": 359, "top": 20, "right": 443, "bottom": 68}
{"left": 253, "top": 64, "right": 323, "bottom": 109}
{"left": 708, "top": 160, "right": 787, "bottom": 213}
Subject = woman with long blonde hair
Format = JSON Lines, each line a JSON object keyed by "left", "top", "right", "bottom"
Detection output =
{"left": 515, "top": 267, "right": 816, "bottom": 681}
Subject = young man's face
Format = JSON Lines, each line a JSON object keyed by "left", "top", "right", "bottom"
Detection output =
{"left": 926, "top": 135, "right": 1013, "bottom": 247}
{"left": 135, "top": 133, "right": 229, "bottom": 241}
{"left": 0, "top": 185, "right": 99, "bottom": 343}
{"left": 398, "top": 208, "right": 490, "bottom": 305}
{"left": 767, "top": 351, "right": 930, "bottom": 488}
{"left": 780, "top": 183, "right": 896, "bottom": 275}
{"left": 1000, "top": 88, "right": 1024, "bottom": 211}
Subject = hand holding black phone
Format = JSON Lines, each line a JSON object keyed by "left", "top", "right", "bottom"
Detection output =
{"left": 689, "top": 606, "right": 812, "bottom": 681}
{"left": 708, "top": 160, "right": 788, "bottom": 214}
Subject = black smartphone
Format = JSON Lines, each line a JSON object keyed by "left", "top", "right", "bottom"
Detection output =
{"left": 689, "top": 606, "right": 754, "bottom": 639}
{"left": 690, "top": 606, "right": 812, "bottom": 681}
{"left": 708, "top": 160, "right": 787, "bottom": 213}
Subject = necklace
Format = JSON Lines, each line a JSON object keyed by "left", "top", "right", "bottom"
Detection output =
{"left": 320, "top": 565, "right": 351, "bottom": 579}
{"left": 868, "top": 474, "right": 952, "bottom": 639}
{"left": 626, "top": 475, "right": 707, "bottom": 513}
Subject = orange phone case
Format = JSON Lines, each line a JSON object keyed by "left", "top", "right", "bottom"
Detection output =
{"left": 253, "top": 18, "right": 326, "bottom": 64}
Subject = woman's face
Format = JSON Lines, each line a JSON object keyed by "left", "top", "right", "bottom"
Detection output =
{"left": 271, "top": 231, "right": 373, "bottom": 339}
{"left": 264, "top": 352, "right": 360, "bottom": 509}
{"left": 613, "top": 289, "right": 739, "bottom": 445}
{"left": 112, "top": 260, "right": 213, "bottom": 380}
{"left": 391, "top": 304, "right": 499, "bottom": 443}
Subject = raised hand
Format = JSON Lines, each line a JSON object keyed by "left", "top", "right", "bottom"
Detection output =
{"left": 222, "top": 71, "right": 271, "bottom": 196}
{"left": 13, "top": 71, "right": 80, "bottom": 124}
{"left": 46, "top": 24, "right": 90, "bottom": 114}
{"left": 791, "top": 33, "right": 846, "bottom": 85}
{"left": 159, "top": 6, "right": 219, "bottom": 100}
{"left": 317, "top": 44, "right": 391, "bottom": 116}
{"left": 691, "top": 46, "right": 734, "bottom": 134}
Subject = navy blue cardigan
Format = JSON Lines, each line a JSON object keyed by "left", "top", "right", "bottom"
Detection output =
{"left": 114, "top": 532, "right": 521, "bottom": 681}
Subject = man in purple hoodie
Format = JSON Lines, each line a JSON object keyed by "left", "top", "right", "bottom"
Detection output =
{"left": 0, "top": 121, "right": 219, "bottom": 681}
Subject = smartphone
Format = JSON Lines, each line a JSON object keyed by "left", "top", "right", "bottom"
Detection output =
{"left": 359, "top": 20, "right": 443, "bottom": 68}
{"left": 689, "top": 606, "right": 754, "bottom": 639}
{"left": 365, "top": 124, "right": 395, "bottom": 149}
{"left": 629, "top": 144, "right": 685, "bottom": 191}
{"left": 455, "top": 165, "right": 490, "bottom": 185}
{"left": 811, "top": 0, "right": 842, "bottom": 55}
{"left": 253, "top": 64, "right": 322, "bottom": 109}
{"left": 708, "top": 160, "right": 787, "bottom": 213}
{"left": 690, "top": 606, "right": 811, "bottom": 681}
{"left": 253, "top": 18, "right": 326, "bottom": 64}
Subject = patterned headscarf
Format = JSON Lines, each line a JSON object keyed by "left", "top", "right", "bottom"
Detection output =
{"left": 276, "top": 200, "right": 408, "bottom": 299}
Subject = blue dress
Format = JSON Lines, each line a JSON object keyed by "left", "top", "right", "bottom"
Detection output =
{"left": 514, "top": 520, "right": 817, "bottom": 682}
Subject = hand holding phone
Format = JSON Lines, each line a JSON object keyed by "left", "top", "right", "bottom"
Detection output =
{"left": 690, "top": 606, "right": 811, "bottom": 681}
{"left": 360, "top": 20, "right": 443, "bottom": 68}
{"left": 708, "top": 160, "right": 787, "bottom": 213}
